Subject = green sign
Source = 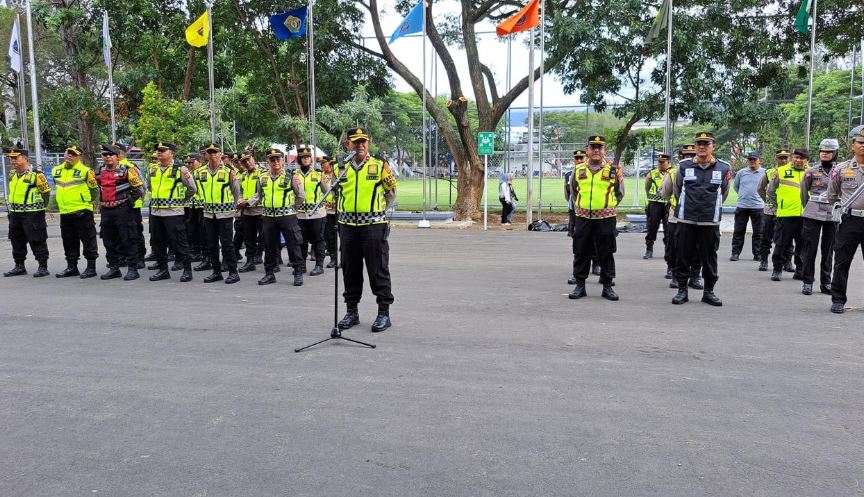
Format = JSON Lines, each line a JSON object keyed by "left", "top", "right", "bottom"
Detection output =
{"left": 477, "top": 132, "right": 495, "bottom": 156}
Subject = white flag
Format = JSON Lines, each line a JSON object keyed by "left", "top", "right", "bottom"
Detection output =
{"left": 8, "top": 16, "right": 21, "bottom": 74}
{"left": 102, "top": 10, "right": 112, "bottom": 67}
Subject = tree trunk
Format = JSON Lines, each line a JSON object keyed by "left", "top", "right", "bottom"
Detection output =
{"left": 182, "top": 47, "right": 196, "bottom": 101}
{"left": 613, "top": 113, "right": 642, "bottom": 165}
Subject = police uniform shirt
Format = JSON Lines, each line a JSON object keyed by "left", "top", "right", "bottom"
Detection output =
{"left": 827, "top": 159, "right": 864, "bottom": 211}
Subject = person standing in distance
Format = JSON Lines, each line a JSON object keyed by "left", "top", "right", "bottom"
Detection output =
{"left": 294, "top": 146, "right": 331, "bottom": 276}
{"left": 198, "top": 143, "right": 243, "bottom": 284}
{"left": 53, "top": 145, "right": 100, "bottom": 279}
{"left": 147, "top": 142, "right": 196, "bottom": 282}
{"left": 671, "top": 132, "right": 731, "bottom": 306}
{"left": 799, "top": 139, "right": 839, "bottom": 295}
{"left": 767, "top": 148, "right": 809, "bottom": 282}
{"left": 643, "top": 152, "right": 673, "bottom": 260}
{"left": 3, "top": 148, "right": 50, "bottom": 278}
{"left": 336, "top": 128, "right": 398, "bottom": 332}
{"left": 730, "top": 151, "right": 765, "bottom": 261}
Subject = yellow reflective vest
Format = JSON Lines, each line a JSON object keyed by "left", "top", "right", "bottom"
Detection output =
{"left": 148, "top": 164, "right": 186, "bottom": 209}
{"left": 295, "top": 167, "right": 324, "bottom": 213}
{"left": 120, "top": 158, "right": 144, "bottom": 208}
{"left": 259, "top": 171, "right": 296, "bottom": 217}
{"left": 774, "top": 164, "right": 805, "bottom": 217}
{"left": 9, "top": 168, "right": 49, "bottom": 212}
{"left": 338, "top": 157, "right": 397, "bottom": 226}
{"left": 198, "top": 165, "right": 236, "bottom": 215}
{"left": 646, "top": 167, "right": 669, "bottom": 203}
{"left": 53, "top": 161, "right": 95, "bottom": 214}
{"left": 571, "top": 162, "right": 619, "bottom": 219}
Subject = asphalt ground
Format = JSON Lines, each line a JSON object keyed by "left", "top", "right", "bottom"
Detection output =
{"left": 1, "top": 220, "right": 862, "bottom": 497}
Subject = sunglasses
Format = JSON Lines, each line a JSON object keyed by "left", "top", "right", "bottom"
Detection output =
{"left": 100, "top": 152, "right": 114, "bottom": 157}
{"left": 268, "top": 157, "right": 281, "bottom": 162}
{"left": 695, "top": 141, "right": 712, "bottom": 146}
{"left": 588, "top": 144, "right": 604, "bottom": 150}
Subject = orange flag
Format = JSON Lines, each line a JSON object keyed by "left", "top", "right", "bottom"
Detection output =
{"left": 496, "top": 0, "right": 541, "bottom": 37}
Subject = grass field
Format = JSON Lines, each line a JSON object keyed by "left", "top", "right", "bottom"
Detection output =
{"left": 393, "top": 177, "right": 740, "bottom": 212}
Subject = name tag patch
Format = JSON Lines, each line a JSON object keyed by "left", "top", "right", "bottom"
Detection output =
{"left": 710, "top": 170, "right": 723, "bottom": 184}
{"left": 684, "top": 168, "right": 696, "bottom": 181}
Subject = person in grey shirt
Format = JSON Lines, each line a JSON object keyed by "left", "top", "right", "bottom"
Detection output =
{"left": 730, "top": 151, "right": 766, "bottom": 261}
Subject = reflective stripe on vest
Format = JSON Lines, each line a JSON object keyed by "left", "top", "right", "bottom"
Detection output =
{"left": 149, "top": 165, "right": 185, "bottom": 208}
{"left": 296, "top": 168, "right": 323, "bottom": 212}
{"left": 199, "top": 166, "right": 235, "bottom": 214}
{"left": 8, "top": 169, "right": 46, "bottom": 212}
{"left": 647, "top": 168, "right": 669, "bottom": 203}
{"left": 572, "top": 163, "right": 618, "bottom": 219}
{"left": 259, "top": 172, "right": 296, "bottom": 217}
{"left": 53, "top": 162, "right": 93, "bottom": 214}
{"left": 338, "top": 157, "right": 388, "bottom": 225}
{"left": 775, "top": 164, "right": 805, "bottom": 217}
{"left": 668, "top": 167, "right": 679, "bottom": 207}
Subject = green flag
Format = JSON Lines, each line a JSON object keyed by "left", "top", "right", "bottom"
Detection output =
{"left": 647, "top": 0, "right": 670, "bottom": 42}
{"left": 795, "top": 0, "right": 812, "bottom": 34}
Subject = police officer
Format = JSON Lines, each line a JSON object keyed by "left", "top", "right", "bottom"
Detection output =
{"left": 671, "top": 132, "right": 731, "bottom": 306}
{"left": 758, "top": 149, "right": 796, "bottom": 272}
{"left": 197, "top": 143, "right": 242, "bottom": 284}
{"left": 826, "top": 128, "right": 864, "bottom": 314}
{"left": 184, "top": 153, "right": 206, "bottom": 265}
{"left": 236, "top": 153, "right": 263, "bottom": 273}
{"left": 254, "top": 147, "right": 305, "bottom": 286}
{"left": 53, "top": 145, "right": 100, "bottom": 279}
{"left": 336, "top": 128, "right": 398, "bottom": 332}
{"left": 799, "top": 139, "right": 838, "bottom": 295}
{"left": 295, "top": 145, "right": 331, "bottom": 276}
{"left": 659, "top": 151, "right": 681, "bottom": 284}
{"left": 767, "top": 148, "right": 808, "bottom": 282}
{"left": 96, "top": 143, "right": 145, "bottom": 280}
{"left": 4, "top": 148, "right": 50, "bottom": 278}
{"left": 147, "top": 142, "right": 196, "bottom": 282}
{"left": 567, "top": 135, "right": 625, "bottom": 301}
{"left": 321, "top": 158, "right": 339, "bottom": 268}
{"left": 114, "top": 143, "right": 147, "bottom": 269}
{"left": 643, "top": 152, "right": 672, "bottom": 259}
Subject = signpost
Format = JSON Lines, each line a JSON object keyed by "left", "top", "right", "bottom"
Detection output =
{"left": 478, "top": 132, "right": 495, "bottom": 231}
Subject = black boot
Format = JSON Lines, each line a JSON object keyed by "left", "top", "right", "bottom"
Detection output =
{"left": 664, "top": 269, "right": 673, "bottom": 279}
{"left": 309, "top": 265, "right": 324, "bottom": 276}
{"left": 783, "top": 262, "right": 796, "bottom": 273}
{"left": 831, "top": 302, "right": 845, "bottom": 314}
{"left": 3, "top": 263, "right": 26, "bottom": 277}
{"left": 55, "top": 262, "right": 80, "bottom": 278}
{"left": 758, "top": 260, "right": 768, "bottom": 271}
{"left": 729, "top": 253, "right": 739, "bottom": 261}
{"left": 147, "top": 262, "right": 160, "bottom": 270}
{"left": 149, "top": 265, "right": 171, "bottom": 281}
{"left": 225, "top": 270, "right": 240, "bottom": 284}
{"left": 144, "top": 252, "right": 157, "bottom": 262}
{"left": 193, "top": 258, "right": 212, "bottom": 272}
{"left": 792, "top": 270, "right": 803, "bottom": 281}
{"left": 371, "top": 309, "right": 392, "bottom": 333}
{"left": 820, "top": 284, "right": 832, "bottom": 294}
{"left": 326, "top": 258, "right": 337, "bottom": 269}
{"left": 601, "top": 285, "right": 619, "bottom": 301}
{"left": 80, "top": 260, "right": 97, "bottom": 279}
{"left": 567, "top": 276, "right": 578, "bottom": 285}
{"left": 254, "top": 253, "right": 264, "bottom": 265}
{"left": 802, "top": 283, "right": 813, "bottom": 295}
{"left": 190, "top": 252, "right": 203, "bottom": 263}
{"left": 669, "top": 279, "right": 679, "bottom": 288}
{"left": 672, "top": 286, "right": 689, "bottom": 304}
{"left": 238, "top": 260, "right": 256, "bottom": 273}
{"left": 100, "top": 267, "right": 122, "bottom": 280}
{"left": 33, "top": 261, "right": 49, "bottom": 278}
{"left": 688, "top": 277, "right": 704, "bottom": 290}
{"left": 135, "top": 260, "right": 145, "bottom": 269}
{"left": 293, "top": 272, "right": 304, "bottom": 286}
{"left": 258, "top": 272, "right": 276, "bottom": 285}
{"left": 568, "top": 281, "right": 587, "bottom": 299}
{"left": 273, "top": 265, "right": 281, "bottom": 273}
{"left": 643, "top": 243, "right": 653, "bottom": 259}
{"left": 180, "top": 262, "right": 193, "bottom": 282}
{"left": 203, "top": 271, "right": 223, "bottom": 283}
{"left": 591, "top": 263, "right": 601, "bottom": 276}
{"left": 701, "top": 290, "right": 723, "bottom": 306}
{"left": 338, "top": 307, "right": 360, "bottom": 330}
{"left": 124, "top": 267, "right": 140, "bottom": 281}
{"left": 771, "top": 270, "right": 782, "bottom": 281}
{"left": 170, "top": 260, "right": 183, "bottom": 271}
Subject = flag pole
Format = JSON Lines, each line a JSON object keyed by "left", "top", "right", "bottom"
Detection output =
{"left": 419, "top": 0, "right": 429, "bottom": 228}
{"left": 849, "top": 44, "right": 856, "bottom": 138}
{"left": 526, "top": 27, "right": 535, "bottom": 226}
{"left": 804, "top": 0, "right": 818, "bottom": 149}
{"left": 308, "top": 1, "right": 317, "bottom": 160}
{"left": 13, "top": 13, "right": 28, "bottom": 149}
{"left": 104, "top": 10, "right": 116, "bottom": 143}
{"left": 663, "top": 0, "right": 673, "bottom": 153}
{"left": 537, "top": 0, "right": 545, "bottom": 219}
{"left": 206, "top": 1, "right": 216, "bottom": 143}
{"left": 24, "top": 0, "right": 40, "bottom": 166}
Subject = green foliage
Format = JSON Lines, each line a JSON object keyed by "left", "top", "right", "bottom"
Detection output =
{"left": 131, "top": 82, "right": 212, "bottom": 155}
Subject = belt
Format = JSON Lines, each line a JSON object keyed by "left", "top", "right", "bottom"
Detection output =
{"left": 849, "top": 209, "right": 864, "bottom": 218}
{"left": 101, "top": 199, "right": 128, "bottom": 209}
{"left": 9, "top": 203, "right": 45, "bottom": 212}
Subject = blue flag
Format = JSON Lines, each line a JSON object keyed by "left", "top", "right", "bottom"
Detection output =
{"left": 389, "top": 1, "right": 424, "bottom": 44}
{"left": 270, "top": 5, "right": 308, "bottom": 40}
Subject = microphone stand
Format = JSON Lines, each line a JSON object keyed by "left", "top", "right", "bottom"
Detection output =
{"left": 295, "top": 156, "right": 376, "bottom": 352}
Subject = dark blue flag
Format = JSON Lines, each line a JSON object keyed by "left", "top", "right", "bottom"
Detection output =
{"left": 270, "top": 5, "right": 308, "bottom": 40}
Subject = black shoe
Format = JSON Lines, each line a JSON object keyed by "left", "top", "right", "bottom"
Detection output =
{"left": 168, "top": 253, "right": 176, "bottom": 262}
{"left": 273, "top": 265, "right": 281, "bottom": 273}
{"left": 601, "top": 286, "right": 619, "bottom": 301}
{"left": 144, "top": 252, "right": 156, "bottom": 262}
{"left": 33, "top": 263, "right": 49, "bottom": 278}
{"left": 254, "top": 255, "right": 264, "bottom": 265}
{"left": 672, "top": 288, "right": 689, "bottom": 304}
{"left": 203, "top": 272, "right": 223, "bottom": 283}
{"left": 669, "top": 279, "right": 678, "bottom": 289}
{"left": 225, "top": 271, "right": 240, "bottom": 284}
{"left": 784, "top": 263, "right": 796, "bottom": 273}
{"left": 258, "top": 273, "right": 276, "bottom": 285}
{"left": 180, "top": 264, "right": 193, "bottom": 282}
{"left": 643, "top": 247, "right": 653, "bottom": 259}
{"left": 729, "top": 253, "right": 739, "bottom": 261}
{"left": 299, "top": 265, "right": 308, "bottom": 274}
{"left": 190, "top": 253, "right": 203, "bottom": 263}
{"left": 701, "top": 291, "right": 723, "bottom": 306}
{"left": 238, "top": 261, "right": 256, "bottom": 273}
{"left": 293, "top": 273, "right": 304, "bottom": 286}
{"left": 802, "top": 283, "right": 813, "bottom": 295}
{"left": 124, "top": 268, "right": 140, "bottom": 281}
{"left": 135, "top": 261, "right": 145, "bottom": 269}
{"left": 149, "top": 268, "right": 170, "bottom": 281}
{"left": 80, "top": 262, "right": 97, "bottom": 279}
{"left": 758, "top": 260, "right": 768, "bottom": 271}
{"left": 567, "top": 277, "right": 578, "bottom": 285}
{"left": 688, "top": 277, "right": 704, "bottom": 290}
{"left": 193, "top": 260, "right": 212, "bottom": 272}
{"left": 664, "top": 269, "right": 673, "bottom": 280}
{"left": 326, "top": 258, "right": 337, "bottom": 269}
{"left": 371, "top": 314, "right": 391, "bottom": 332}
{"left": 3, "top": 263, "right": 26, "bottom": 277}
{"left": 338, "top": 310, "right": 360, "bottom": 330}
{"left": 568, "top": 283, "right": 587, "bottom": 299}
{"left": 831, "top": 302, "right": 845, "bottom": 314}
{"left": 771, "top": 271, "right": 782, "bottom": 281}
{"left": 753, "top": 255, "right": 760, "bottom": 261}
{"left": 309, "top": 265, "right": 324, "bottom": 276}
{"left": 100, "top": 267, "right": 122, "bottom": 280}
{"left": 792, "top": 271, "right": 803, "bottom": 281}
{"left": 170, "top": 261, "right": 183, "bottom": 271}
{"left": 147, "top": 262, "right": 160, "bottom": 270}
{"left": 591, "top": 264, "right": 601, "bottom": 276}
{"left": 820, "top": 284, "right": 832, "bottom": 294}
{"left": 55, "top": 265, "right": 80, "bottom": 278}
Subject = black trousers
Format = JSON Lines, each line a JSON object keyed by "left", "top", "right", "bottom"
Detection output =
{"left": 667, "top": 222, "right": 704, "bottom": 276}
{"left": 500, "top": 199, "right": 514, "bottom": 223}
{"left": 772, "top": 217, "right": 804, "bottom": 271}
{"left": 341, "top": 223, "right": 394, "bottom": 308}
{"left": 263, "top": 215, "right": 302, "bottom": 273}
{"left": 8, "top": 211, "right": 49, "bottom": 263}
{"left": 571, "top": 217, "right": 617, "bottom": 285}
{"left": 760, "top": 214, "right": 794, "bottom": 263}
{"left": 185, "top": 207, "right": 204, "bottom": 256}
{"left": 60, "top": 210, "right": 98, "bottom": 263}
{"left": 831, "top": 215, "right": 864, "bottom": 304}
{"left": 644, "top": 201, "right": 668, "bottom": 245}
{"left": 731, "top": 208, "right": 763, "bottom": 257}
{"left": 149, "top": 214, "right": 190, "bottom": 265}
{"left": 299, "top": 217, "right": 326, "bottom": 266}
{"left": 240, "top": 215, "right": 262, "bottom": 260}
{"left": 324, "top": 213, "right": 338, "bottom": 258}
{"left": 131, "top": 207, "right": 146, "bottom": 260}
{"left": 100, "top": 204, "right": 139, "bottom": 267}
{"left": 800, "top": 218, "right": 835, "bottom": 286}
{"left": 233, "top": 216, "right": 245, "bottom": 256}
{"left": 676, "top": 224, "right": 720, "bottom": 290}
{"left": 567, "top": 209, "right": 576, "bottom": 236}
{"left": 204, "top": 217, "right": 236, "bottom": 271}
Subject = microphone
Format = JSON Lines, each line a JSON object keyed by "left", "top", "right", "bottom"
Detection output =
{"left": 340, "top": 151, "right": 357, "bottom": 164}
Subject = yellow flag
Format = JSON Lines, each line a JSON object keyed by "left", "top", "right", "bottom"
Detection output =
{"left": 185, "top": 12, "right": 209, "bottom": 47}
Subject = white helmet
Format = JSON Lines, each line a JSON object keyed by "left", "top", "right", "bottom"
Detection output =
{"left": 819, "top": 138, "right": 839, "bottom": 152}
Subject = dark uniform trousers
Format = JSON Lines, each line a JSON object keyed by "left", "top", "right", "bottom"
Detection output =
{"left": 340, "top": 223, "right": 394, "bottom": 307}
{"left": 184, "top": 207, "right": 205, "bottom": 257}
{"left": 232, "top": 216, "right": 245, "bottom": 257}
{"left": 324, "top": 213, "right": 338, "bottom": 258}
{"left": 760, "top": 214, "right": 794, "bottom": 263}
{"left": 299, "top": 217, "right": 326, "bottom": 266}
{"left": 731, "top": 208, "right": 763, "bottom": 258}
{"left": 131, "top": 207, "right": 146, "bottom": 260}
{"left": 60, "top": 210, "right": 99, "bottom": 263}
{"left": 666, "top": 223, "right": 703, "bottom": 276}
{"left": 830, "top": 215, "right": 864, "bottom": 305}
{"left": 8, "top": 211, "right": 49, "bottom": 263}
{"left": 800, "top": 218, "right": 835, "bottom": 286}
{"left": 204, "top": 217, "right": 237, "bottom": 271}
{"left": 571, "top": 216, "right": 616, "bottom": 285}
{"left": 150, "top": 214, "right": 191, "bottom": 265}
{"left": 262, "top": 215, "right": 302, "bottom": 273}
{"left": 567, "top": 209, "right": 576, "bottom": 237}
{"left": 772, "top": 217, "right": 804, "bottom": 271}
{"left": 644, "top": 201, "right": 668, "bottom": 245}
{"left": 100, "top": 203, "right": 140, "bottom": 267}
{"left": 676, "top": 224, "right": 720, "bottom": 290}
{"left": 240, "top": 214, "right": 262, "bottom": 260}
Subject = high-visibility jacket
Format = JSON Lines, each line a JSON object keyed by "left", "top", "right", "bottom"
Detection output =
{"left": 774, "top": 164, "right": 806, "bottom": 218}
{"left": 198, "top": 165, "right": 236, "bottom": 215}
{"left": 8, "top": 167, "right": 49, "bottom": 212}
{"left": 338, "top": 156, "right": 397, "bottom": 226}
{"left": 295, "top": 167, "right": 324, "bottom": 213}
{"left": 53, "top": 161, "right": 95, "bottom": 214}
{"left": 646, "top": 167, "right": 669, "bottom": 203}
{"left": 571, "top": 162, "right": 619, "bottom": 219}
{"left": 667, "top": 167, "right": 680, "bottom": 207}
{"left": 259, "top": 171, "right": 296, "bottom": 217}
{"left": 120, "top": 158, "right": 144, "bottom": 208}
{"left": 241, "top": 169, "right": 259, "bottom": 200}
{"left": 149, "top": 164, "right": 187, "bottom": 209}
